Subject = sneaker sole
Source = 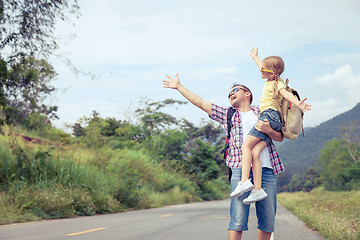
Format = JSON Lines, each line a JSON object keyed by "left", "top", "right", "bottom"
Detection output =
{"left": 230, "top": 185, "right": 254, "bottom": 197}
{"left": 243, "top": 194, "right": 268, "bottom": 205}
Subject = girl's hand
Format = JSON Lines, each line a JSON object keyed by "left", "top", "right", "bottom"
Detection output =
{"left": 298, "top": 98, "right": 311, "bottom": 112}
{"left": 163, "top": 73, "right": 180, "bottom": 89}
{"left": 250, "top": 48, "right": 258, "bottom": 59}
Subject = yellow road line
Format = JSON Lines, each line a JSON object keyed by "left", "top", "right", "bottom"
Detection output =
{"left": 66, "top": 227, "right": 107, "bottom": 236}
{"left": 160, "top": 214, "right": 174, "bottom": 218}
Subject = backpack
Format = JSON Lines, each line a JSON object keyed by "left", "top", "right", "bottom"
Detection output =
{"left": 220, "top": 107, "right": 236, "bottom": 182}
{"left": 274, "top": 78, "right": 305, "bottom": 139}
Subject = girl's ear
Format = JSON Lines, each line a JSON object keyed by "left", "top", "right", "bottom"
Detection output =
{"left": 270, "top": 72, "right": 276, "bottom": 80}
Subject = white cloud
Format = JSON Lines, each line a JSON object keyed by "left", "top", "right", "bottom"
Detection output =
{"left": 55, "top": 0, "right": 360, "bottom": 69}
{"left": 50, "top": 0, "right": 360, "bottom": 130}
{"left": 304, "top": 98, "right": 349, "bottom": 127}
{"left": 303, "top": 65, "right": 360, "bottom": 127}
{"left": 316, "top": 65, "right": 360, "bottom": 102}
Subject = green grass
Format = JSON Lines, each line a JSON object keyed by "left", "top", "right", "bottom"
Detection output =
{"left": 0, "top": 126, "right": 229, "bottom": 225}
{"left": 0, "top": 192, "right": 39, "bottom": 225}
{"left": 278, "top": 187, "right": 360, "bottom": 240}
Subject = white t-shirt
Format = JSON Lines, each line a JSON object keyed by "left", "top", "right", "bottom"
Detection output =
{"left": 239, "top": 110, "right": 272, "bottom": 169}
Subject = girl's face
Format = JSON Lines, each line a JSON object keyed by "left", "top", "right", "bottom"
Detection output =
{"left": 261, "top": 62, "right": 275, "bottom": 81}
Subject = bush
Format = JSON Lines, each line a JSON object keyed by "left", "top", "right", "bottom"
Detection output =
{"left": 0, "top": 192, "right": 39, "bottom": 225}
{"left": 337, "top": 163, "right": 360, "bottom": 190}
{"left": 0, "top": 123, "right": 229, "bottom": 226}
{"left": 7, "top": 184, "right": 75, "bottom": 219}
{"left": 108, "top": 149, "right": 202, "bottom": 209}
{"left": 197, "top": 177, "right": 229, "bottom": 201}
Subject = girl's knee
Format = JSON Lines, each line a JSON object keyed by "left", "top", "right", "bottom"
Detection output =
{"left": 251, "top": 150, "right": 261, "bottom": 160}
{"left": 241, "top": 144, "right": 250, "bottom": 152}
{"left": 251, "top": 147, "right": 262, "bottom": 156}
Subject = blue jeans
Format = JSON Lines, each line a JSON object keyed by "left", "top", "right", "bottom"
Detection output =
{"left": 248, "top": 109, "right": 282, "bottom": 145}
{"left": 228, "top": 168, "right": 277, "bottom": 232}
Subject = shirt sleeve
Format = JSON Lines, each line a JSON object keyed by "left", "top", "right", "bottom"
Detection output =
{"left": 209, "top": 103, "right": 228, "bottom": 125}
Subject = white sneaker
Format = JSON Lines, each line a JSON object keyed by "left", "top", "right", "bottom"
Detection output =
{"left": 243, "top": 189, "right": 268, "bottom": 205}
{"left": 230, "top": 179, "right": 253, "bottom": 197}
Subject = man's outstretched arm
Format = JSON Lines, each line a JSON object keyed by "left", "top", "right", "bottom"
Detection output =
{"left": 163, "top": 73, "right": 212, "bottom": 115}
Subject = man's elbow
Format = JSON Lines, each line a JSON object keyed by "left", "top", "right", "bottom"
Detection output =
{"left": 275, "top": 132, "right": 284, "bottom": 142}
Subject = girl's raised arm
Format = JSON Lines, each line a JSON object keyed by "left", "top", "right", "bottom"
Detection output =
{"left": 279, "top": 88, "right": 311, "bottom": 112}
{"left": 250, "top": 48, "right": 262, "bottom": 72}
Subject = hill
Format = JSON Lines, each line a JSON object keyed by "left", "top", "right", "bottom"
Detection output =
{"left": 276, "top": 102, "right": 360, "bottom": 189}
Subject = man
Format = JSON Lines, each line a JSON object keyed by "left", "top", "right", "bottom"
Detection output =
{"left": 163, "top": 73, "right": 284, "bottom": 240}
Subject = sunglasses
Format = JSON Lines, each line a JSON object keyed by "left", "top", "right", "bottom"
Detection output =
{"left": 261, "top": 67, "right": 275, "bottom": 73}
{"left": 228, "top": 87, "right": 248, "bottom": 98}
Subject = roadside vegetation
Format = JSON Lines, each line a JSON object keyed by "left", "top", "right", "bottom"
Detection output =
{"left": 278, "top": 120, "right": 360, "bottom": 240}
{"left": 278, "top": 188, "right": 360, "bottom": 240}
{"left": 0, "top": 105, "right": 229, "bottom": 225}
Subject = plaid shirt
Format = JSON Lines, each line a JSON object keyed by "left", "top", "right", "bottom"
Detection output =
{"left": 209, "top": 103, "right": 284, "bottom": 175}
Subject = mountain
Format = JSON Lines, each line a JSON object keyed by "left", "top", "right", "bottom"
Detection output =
{"left": 276, "top": 102, "right": 360, "bottom": 189}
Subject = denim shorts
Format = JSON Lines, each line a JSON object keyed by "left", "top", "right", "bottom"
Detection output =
{"left": 228, "top": 168, "right": 277, "bottom": 233}
{"left": 248, "top": 109, "right": 282, "bottom": 145}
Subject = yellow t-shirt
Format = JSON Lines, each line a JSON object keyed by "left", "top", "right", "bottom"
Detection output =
{"left": 259, "top": 79, "right": 285, "bottom": 113}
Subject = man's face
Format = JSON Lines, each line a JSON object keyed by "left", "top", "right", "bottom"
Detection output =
{"left": 228, "top": 86, "right": 248, "bottom": 106}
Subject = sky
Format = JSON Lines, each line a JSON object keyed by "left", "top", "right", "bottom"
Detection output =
{"left": 49, "top": 0, "right": 360, "bottom": 132}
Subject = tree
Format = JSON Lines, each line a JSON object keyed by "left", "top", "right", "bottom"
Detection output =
{"left": 182, "top": 119, "right": 224, "bottom": 162}
{"left": 287, "top": 174, "right": 303, "bottom": 192}
{"left": 135, "top": 99, "right": 187, "bottom": 136}
{"left": 72, "top": 122, "right": 86, "bottom": 137}
{"left": 5, "top": 57, "right": 58, "bottom": 124}
{"left": 302, "top": 167, "right": 321, "bottom": 192}
{"left": 341, "top": 120, "right": 360, "bottom": 164}
{"left": 72, "top": 112, "right": 145, "bottom": 150}
{"left": 188, "top": 138, "right": 221, "bottom": 180}
{"left": 336, "top": 163, "right": 360, "bottom": 190}
{"left": 0, "top": 0, "right": 80, "bottom": 116}
{"left": 145, "top": 129, "right": 188, "bottom": 164}
{"left": 182, "top": 119, "right": 223, "bottom": 144}
{"left": 317, "top": 121, "right": 360, "bottom": 191}
{"left": 0, "top": 0, "right": 80, "bottom": 63}
{"left": 318, "top": 138, "right": 354, "bottom": 191}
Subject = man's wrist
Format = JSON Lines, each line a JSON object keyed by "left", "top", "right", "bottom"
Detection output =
{"left": 176, "top": 82, "right": 183, "bottom": 90}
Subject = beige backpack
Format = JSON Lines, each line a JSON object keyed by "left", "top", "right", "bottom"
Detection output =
{"left": 274, "top": 78, "right": 304, "bottom": 139}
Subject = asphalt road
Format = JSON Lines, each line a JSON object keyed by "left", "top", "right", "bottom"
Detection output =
{"left": 0, "top": 199, "right": 324, "bottom": 240}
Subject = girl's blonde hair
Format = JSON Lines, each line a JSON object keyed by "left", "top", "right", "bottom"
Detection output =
{"left": 263, "top": 56, "right": 285, "bottom": 81}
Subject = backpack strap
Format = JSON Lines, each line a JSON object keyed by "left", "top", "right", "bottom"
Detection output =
{"left": 273, "top": 78, "right": 289, "bottom": 114}
{"left": 226, "top": 107, "right": 236, "bottom": 140}
{"left": 273, "top": 79, "right": 279, "bottom": 110}
{"left": 220, "top": 107, "right": 236, "bottom": 182}
{"left": 220, "top": 107, "right": 236, "bottom": 158}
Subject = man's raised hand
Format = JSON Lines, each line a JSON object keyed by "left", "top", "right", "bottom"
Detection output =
{"left": 163, "top": 73, "right": 180, "bottom": 89}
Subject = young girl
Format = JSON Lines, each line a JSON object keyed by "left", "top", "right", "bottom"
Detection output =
{"left": 230, "top": 48, "right": 311, "bottom": 204}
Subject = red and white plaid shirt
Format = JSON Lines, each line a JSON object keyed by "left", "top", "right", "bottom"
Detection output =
{"left": 209, "top": 103, "right": 284, "bottom": 175}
